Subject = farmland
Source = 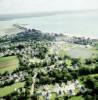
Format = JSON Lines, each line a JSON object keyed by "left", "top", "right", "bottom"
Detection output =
{"left": 0, "top": 56, "right": 19, "bottom": 73}
{"left": 0, "top": 82, "right": 25, "bottom": 97}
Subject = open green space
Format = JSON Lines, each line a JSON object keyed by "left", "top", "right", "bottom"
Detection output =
{"left": 68, "top": 96, "right": 84, "bottom": 100}
{"left": 66, "top": 47, "right": 97, "bottom": 58}
{"left": 0, "top": 56, "right": 19, "bottom": 73}
{"left": 79, "top": 74, "right": 98, "bottom": 80}
{"left": 59, "top": 44, "right": 98, "bottom": 59}
{"left": 0, "top": 82, "right": 25, "bottom": 97}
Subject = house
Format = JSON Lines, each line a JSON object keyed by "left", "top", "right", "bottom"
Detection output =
{"left": 74, "top": 80, "right": 79, "bottom": 87}
{"left": 45, "top": 91, "right": 51, "bottom": 100}
{"left": 72, "top": 64, "right": 78, "bottom": 69}
{"left": 80, "top": 86, "right": 86, "bottom": 93}
{"left": 68, "top": 89, "right": 75, "bottom": 96}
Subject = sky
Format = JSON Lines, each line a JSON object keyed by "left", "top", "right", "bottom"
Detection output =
{"left": 0, "top": 0, "right": 98, "bottom": 14}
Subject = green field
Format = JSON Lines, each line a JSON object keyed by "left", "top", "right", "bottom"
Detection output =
{"left": 79, "top": 74, "right": 98, "bottom": 80}
{"left": 0, "top": 82, "right": 25, "bottom": 97}
{"left": 59, "top": 44, "right": 98, "bottom": 59}
{"left": 0, "top": 56, "right": 19, "bottom": 73}
{"left": 68, "top": 96, "right": 84, "bottom": 100}
{"left": 66, "top": 47, "right": 97, "bottom": 58}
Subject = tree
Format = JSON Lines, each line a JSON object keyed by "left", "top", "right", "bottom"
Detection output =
{"left": 85, "top": 58, "right": 94, "bottom": 65}
{"left": 65, "top": 59, "right": 72, "bottom": 67}
{"left": 25, "top": 75, "right": 32, "bottom": 88}
{"left": 78, "top": 67, "right": 91, "bottom": 76}
{"left": 17, "top": 44, "right": 25, "bottom": 50}
{"left": 25, "top": 88, "right": 30, "bottom": 98}
{"left": 84, "top": 77, "right": 95, "bottom": 89}
{"left": 85, "top": 95, "right": 94, "bottom": 100}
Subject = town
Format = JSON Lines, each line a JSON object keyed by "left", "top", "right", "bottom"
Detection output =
{"left": 0, "top": 28, "right": 98, "bottom": 100}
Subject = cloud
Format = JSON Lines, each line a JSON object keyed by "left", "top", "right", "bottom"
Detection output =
{"left": 0, "top": 0, "right": 98, "bottom": 14}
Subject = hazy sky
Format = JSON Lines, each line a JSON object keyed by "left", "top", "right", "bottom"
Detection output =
{"left": 0, "top": 0, "right": 98, "bottom": 14}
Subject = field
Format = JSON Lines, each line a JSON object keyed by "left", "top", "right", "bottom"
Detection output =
{"left": 49, "top": 43, "right": 97, "bottom": 59}
{"left": 68, "top": 96, "right": 84, "bottom": 100}
{"left": 59, "top": 44, "right": 98, "bottom": 59}
{"left": 0, "top": 82, "right": 25, "bottom": 97}
{"left": 0, "top": 56, "right": 19, "bottom": 73}
{"left": 66, "top": 46, "right": 97, "bottom": 58}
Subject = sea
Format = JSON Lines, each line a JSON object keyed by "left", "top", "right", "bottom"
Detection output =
{"left": 0, "top": 10, "right": 98, "bottom": 38}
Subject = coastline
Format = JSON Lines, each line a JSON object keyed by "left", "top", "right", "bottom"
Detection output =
{"left": 64, "top": 33, "right": 98, "bottom": 39}
{"left": 0, "top": 23, "right": 98, "bottom": 40}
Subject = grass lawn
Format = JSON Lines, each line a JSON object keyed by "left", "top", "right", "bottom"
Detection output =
{"left": 66, "top": 46, "right": 96, "bottom": 59}
{"left": 58, "top": 44, "right": 98, "bottom": 59}
{"left": 79, "top": 73, "right": 98, "bottom": 81}
{"left": 0, "top": 56, "right": 19, "bottom": 73}
{"left": 89, "top": 74, "right": 98, "bottom": 77}
{"left": 38, "top": 96, "right": 44, "bottom": 100}
{"left": 51, "top": 93, "right": 57, "bottom": 100}
{"left": 68, "top": 96, "right": 84, "bottom": 100}
{"left": 59, "top": 48, "right": 67, "bottom": 58}
{"left": 0, "top": 82, "right": 25, "bottom": 97}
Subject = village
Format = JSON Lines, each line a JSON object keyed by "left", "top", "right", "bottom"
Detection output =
{"left": 0, "top": 29, "right": 98, "bottom": 100}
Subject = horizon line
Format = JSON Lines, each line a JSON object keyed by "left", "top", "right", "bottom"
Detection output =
{"left": 0, "top": 9, "right": 98, "bottom": 16}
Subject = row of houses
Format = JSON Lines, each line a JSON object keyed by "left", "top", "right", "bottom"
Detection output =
{"left": 0, "top": 71, "right": 28, "bottom": 86}
{"left": 37, "top": 80, "right": 86, "bottom": 99}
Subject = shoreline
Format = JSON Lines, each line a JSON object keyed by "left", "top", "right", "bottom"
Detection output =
{"left": 0, "top": 24, "right": 98, "bottom": 40}
{"left": 63, "top": 33, "right": 98, "bottom": 40}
